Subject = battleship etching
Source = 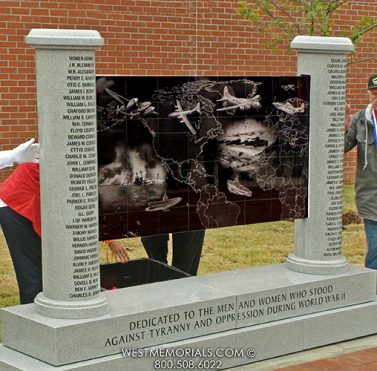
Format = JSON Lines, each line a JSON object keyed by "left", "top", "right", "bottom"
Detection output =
{"left": 96, "top": 76, "right": 310, "bottom": 239}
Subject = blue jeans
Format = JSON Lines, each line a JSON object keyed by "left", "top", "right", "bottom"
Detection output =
{"left": 364, "top": 219, "right": 377, "bottom": 269}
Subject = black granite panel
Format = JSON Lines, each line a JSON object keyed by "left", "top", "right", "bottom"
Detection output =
{"left": 97, "top": 76, "right": 310, "bottom": 239}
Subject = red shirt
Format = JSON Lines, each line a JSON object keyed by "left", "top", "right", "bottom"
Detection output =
{"left": 0, "top": 163, "right": 41, "bottom": 237}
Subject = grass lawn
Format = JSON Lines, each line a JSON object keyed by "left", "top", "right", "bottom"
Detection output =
{"left": 0, "top": 185, "right": 366, "bottom": 339}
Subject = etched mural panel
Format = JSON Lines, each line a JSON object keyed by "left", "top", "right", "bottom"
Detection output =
{"left": 97, "top": 76, "right": 310, "bottom": 239}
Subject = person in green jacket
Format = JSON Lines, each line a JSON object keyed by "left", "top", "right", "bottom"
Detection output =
{"left": 345, "top": 73, "right": 377, "bottom": 269}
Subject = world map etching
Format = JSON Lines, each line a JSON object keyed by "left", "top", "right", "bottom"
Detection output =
{"left": 96, "top": 76, "right": 310, "bottom": 239}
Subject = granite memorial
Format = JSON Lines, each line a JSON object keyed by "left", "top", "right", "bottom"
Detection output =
{"left": 0, "top": 30, "right": 377, "bottom": 371}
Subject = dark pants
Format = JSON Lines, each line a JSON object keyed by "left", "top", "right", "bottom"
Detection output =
{"left": 141, "top": 230, "right": 205, "bottom": 275}
{"left": 364, "top": 219, "right": 377, "bottom": 269}
{"left": 0, "top": 207, "right": 42, "bottom": 304}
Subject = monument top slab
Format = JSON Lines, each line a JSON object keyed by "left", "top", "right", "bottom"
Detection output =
{"left": 291, "top": 35, "right": 354, "bottom": 53}
{"left": 25, "top": 29, "right": 104, "bottom": 48}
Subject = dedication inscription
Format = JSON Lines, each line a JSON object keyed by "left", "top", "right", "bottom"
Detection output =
{"left": 237, "top": 281, "right": 347, "bottom": 328}
{"left": 104, "top": 300, "right": 237, "bottom": 348}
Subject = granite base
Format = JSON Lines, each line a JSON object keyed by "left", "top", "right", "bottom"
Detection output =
{"left": 1, "top": 264, "right": 376, "bottom": 369}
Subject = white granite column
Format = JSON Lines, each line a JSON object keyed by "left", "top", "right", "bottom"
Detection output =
{"left": 286, "top": 36, "right": 354, "bottom": 274}
{"left": 25, "top": 29, "right": 108, "bottom": 319}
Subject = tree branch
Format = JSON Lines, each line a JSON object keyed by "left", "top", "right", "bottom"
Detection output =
{"left": 261, "top": 5, "right": 297, "bottom": 39}
{"left": 269, "top": 0, "right": 302, "bottom": 34}
{"left": 347, "top": 53, "right": 377, "bottom": 65}
{"left": 352, "top": 22, "right": 377, "bottom": 41}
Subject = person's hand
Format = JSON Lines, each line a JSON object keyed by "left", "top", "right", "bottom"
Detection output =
{"left": 12, "top": 138, "right": 40, "bottom": 164}
{"left": 345, "top": 103, "right": 352, "bottom": 131}
{"left": 108, "top": 240, "right": 129, "bottom": 264}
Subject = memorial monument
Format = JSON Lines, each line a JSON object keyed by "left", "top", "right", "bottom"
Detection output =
{"left": 0, "top": 30, "right": 376, "bottom": 370}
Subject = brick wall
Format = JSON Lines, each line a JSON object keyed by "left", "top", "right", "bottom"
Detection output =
{"left": 1, "top": 0, "right": 377, "bottom": 183}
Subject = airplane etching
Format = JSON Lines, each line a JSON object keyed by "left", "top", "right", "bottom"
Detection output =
{"left": 217, "top": 86, "right": 261, "bottom": 113}
{"left": 168, "top": 100, "right": 201, "bottom": 135}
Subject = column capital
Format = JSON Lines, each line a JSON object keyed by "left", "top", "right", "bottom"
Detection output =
{"left": 290, "top": 35, "right": 354, "bottom": 54}
{"left": 25, "top": 29, "right": 104, "bottom": 49}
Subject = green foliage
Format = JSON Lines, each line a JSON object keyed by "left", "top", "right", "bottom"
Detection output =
{"left": 237, "top": 0, "right": 377, "bottom": 52}
{"left": 351, "top": 16, "right": 377, "bottom": 43}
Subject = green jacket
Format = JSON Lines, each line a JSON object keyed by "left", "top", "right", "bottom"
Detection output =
{"left": 345, "top": 103, "right": 377, "bottom": 221}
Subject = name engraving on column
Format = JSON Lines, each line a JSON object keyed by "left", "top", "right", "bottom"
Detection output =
{"left": 322, "top": 57, "right": 347, "bottom": 258}
{"left": 63, "top": 54, "right": 100, "bottom": 299}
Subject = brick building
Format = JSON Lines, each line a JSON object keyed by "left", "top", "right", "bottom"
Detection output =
{"left": 1, "top": 0, "right": 377, "bottom": 183}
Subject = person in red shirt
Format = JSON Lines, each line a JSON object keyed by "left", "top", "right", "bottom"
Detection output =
{"left": 0, "top": 139, "right": 41, "bottom": 304}
{"left": 0, "top": 163, "right": 41, "bottom": 304}
{"left": 0, "top": 140, "right": 128, "bottom": 304}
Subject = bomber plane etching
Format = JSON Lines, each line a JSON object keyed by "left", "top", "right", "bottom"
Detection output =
{"left": 168, "top": 100, "right": 201, "bottom": 135}
{"left": 217, "top": 86, "right": 261, "bottom": 113}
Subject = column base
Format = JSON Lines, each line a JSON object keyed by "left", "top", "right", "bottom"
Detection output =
{"left": 34, "top": 292, "right": 108, "bottom": 319}
{"left": 286, "top": 253, "right": 349, "bottom": 275}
